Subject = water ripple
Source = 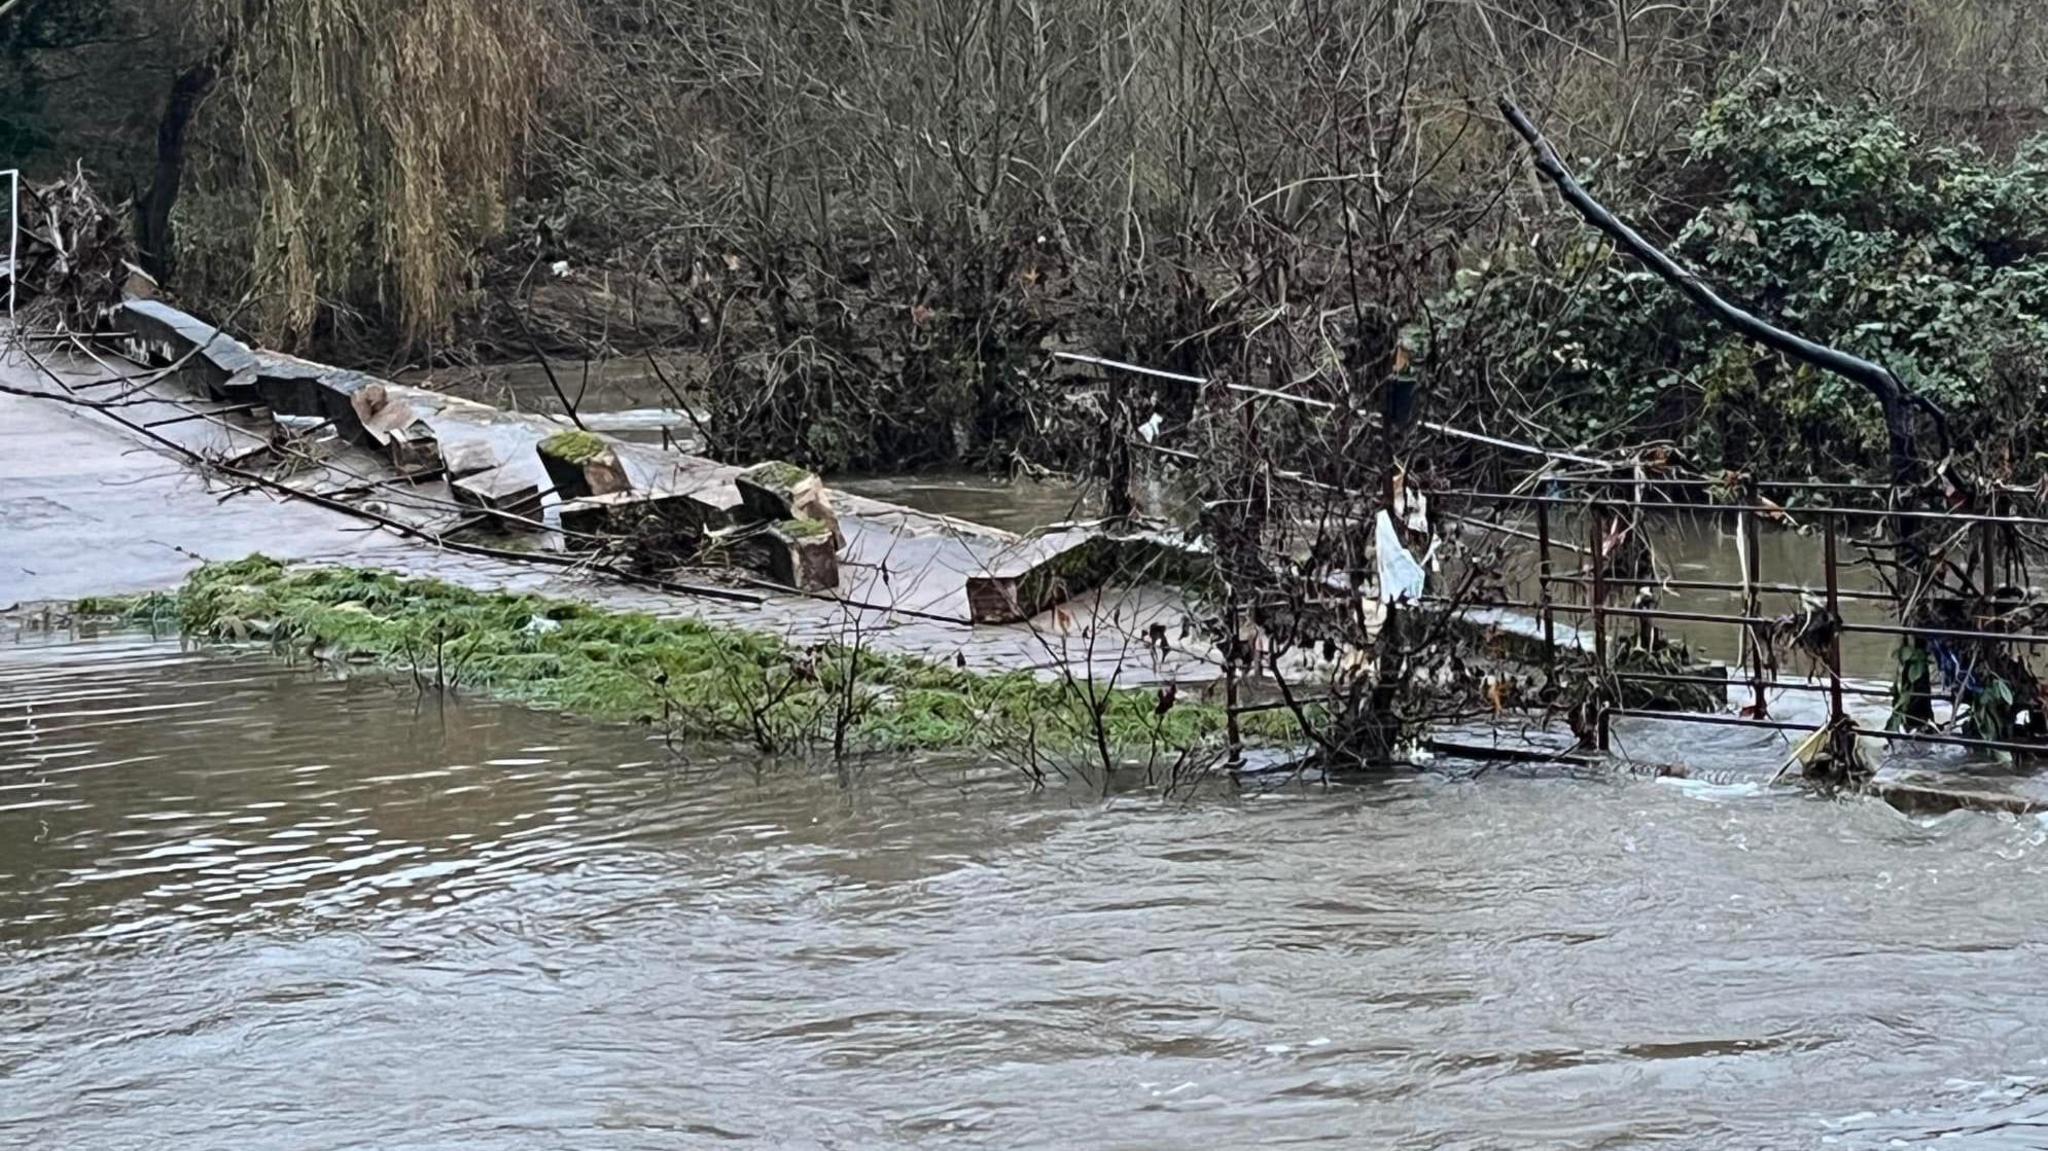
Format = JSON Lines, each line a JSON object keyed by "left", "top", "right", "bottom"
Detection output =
{"left": 3, "top": 632, "right": 2048, "bottom": 1149}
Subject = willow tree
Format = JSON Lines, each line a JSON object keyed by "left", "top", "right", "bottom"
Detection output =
{"left": 165, "top": 0, "right": 553, "bottom": 351}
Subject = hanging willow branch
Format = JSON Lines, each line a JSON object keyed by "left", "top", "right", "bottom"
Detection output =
{"left": 183, "top": 0, "right": 555, "bottom": 351}
{"left": 1498, "top": 96, "right": 1950, "bottom": 484}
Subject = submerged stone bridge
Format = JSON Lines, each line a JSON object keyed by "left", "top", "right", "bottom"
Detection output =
{"left": 3, "top": 305, "right": 1226, "bottom": 689}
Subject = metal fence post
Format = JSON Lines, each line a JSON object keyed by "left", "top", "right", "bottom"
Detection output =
{"left": 1535, "top": 498, "right": 1556, "bottom": 672}
{"left": 1105, "top": 361, "right": 1134, "bottom": 520}
{"left": 1223, "top": 601, "right": 1242, "bottom": 770}
{"left": 1588, "top": 500, "right": 1611, "bottom": 751}
{"left": 5, "top": 168, "right": 17, "bottom": 329}
{"left": 1981, "top": 490, "right": 2002, "bottom": 600}
{"left": 1823, "top": 512, "right": 1846, "bottom": 736}
{"left": 1588, "top": 501, "right": 1607, "bottom": 668}
{"left": 1739, "top": 502, "right": 1766, "bottom": 715}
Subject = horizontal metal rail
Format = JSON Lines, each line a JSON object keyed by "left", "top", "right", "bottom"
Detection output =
{"left": 1135, "top": 441, "right": 1200, "bottom": 462}
{"left": 1068, "top": 346, "right": 2048, "bottom": 767}
{"left": 1227, "top": 694, "right": 1338, "bottom": 716}
{"left": 1839, "top": 620, "right": 2048, "bottom": 647}
{"left": 1849, "top": 725, "right": 2048, "bottom": 758}
{"left": 1441, "top": 511, "right": 1591, "bottom": 555}
{"left": 1051, "top": 351, "right": 1207, "bottom": 386}
{"left": 1543, "top": 602, "right": 1785, "bottom": 629}
{"left": 1433, "top": 488, "right": 2048, "bottom": 530}
{"left": 1549, "top": 475, "right": 1870, "bottom": 491}
{"left": 1607, "top": 710, "right": 2048, "bottom": 759}
{"left": 1452, "top": 594, "right": 2048, "bottom": 652}
{"left": 1552, "top": 473, "right": 2048, "bottom": 501}
{"left": 1610, "top": 668, "right": 1893, "bottom": 700}
{"left": 1130, "top": 437, "right": 1342, "bottom": 494}
{"left": 1603, "top": 708, "right": 1815, "bottom": 734}
{"left": 1054, "top": 351, "right": 1342, "bottom": 411}
{"left": 1539, "top": 573, "right": 1894, "bottom": 602}
{"left": 1437, "top": 594, "right": 1844, "bottom": 631}
{"left": 1421, "top": 422, "right": 1614, "bottom": 467}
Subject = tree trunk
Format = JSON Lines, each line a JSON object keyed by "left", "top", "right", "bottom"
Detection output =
{"left": 136, "top": 55, "right": 220, "bottom": 279}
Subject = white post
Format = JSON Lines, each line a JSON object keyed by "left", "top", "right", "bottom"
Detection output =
{"left": 4, "top": 168, "right": 16, "bottom": 328}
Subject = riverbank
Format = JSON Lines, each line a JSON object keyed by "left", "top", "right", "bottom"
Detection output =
{"left": 77, "top": 557, "right": 1293, "bottom": 762}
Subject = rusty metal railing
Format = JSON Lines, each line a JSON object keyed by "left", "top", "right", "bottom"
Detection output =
{"left": 1057, "top": 349, "right": 2048, "bottom": 768}
{"left": 1444, "top": 485, "right": 2048, "bottom": 763}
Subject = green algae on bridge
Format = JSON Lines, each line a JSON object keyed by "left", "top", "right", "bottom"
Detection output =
{"left": 81, "top": 557, "right": 1296, "bottom": 758}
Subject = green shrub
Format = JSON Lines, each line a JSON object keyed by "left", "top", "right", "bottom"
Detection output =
{"left": 1429, "top": 77, "right": 2048, "bottom": 476}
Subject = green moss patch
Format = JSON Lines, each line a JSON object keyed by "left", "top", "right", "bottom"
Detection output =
{"left": 537, "top": 430, "right": 611, "bottom": 464}
{"left": 81, "top": 556, "right": 1290, "bottom": 758}
{"left": 740, "top": 460, "right": 813, "bottom": 491}
{"left": 776, "top": 517, "right": 830, "bottom": 541}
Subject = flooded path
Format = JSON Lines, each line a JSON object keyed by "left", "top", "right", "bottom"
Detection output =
{"left": 0, "top": 348, "right": 1193, "bottom": 687}
{"left": 7, "top": 634, "right": 2048, "bottom": 1148}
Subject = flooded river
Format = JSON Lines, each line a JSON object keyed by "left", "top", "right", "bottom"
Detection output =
{"left": 7, "top": 633, "right": 2048, "bottom": 1149}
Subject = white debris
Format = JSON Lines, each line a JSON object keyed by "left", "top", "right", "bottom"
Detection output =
{"left": 1375, "top": 510, "right": 1426, "bottom": 603}
{"left": 1399, "top": 486, "right": 1429, "bottom": 536}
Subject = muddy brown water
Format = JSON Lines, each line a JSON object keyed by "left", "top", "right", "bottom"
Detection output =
{"left": 7, "top": 633, "right": 2048, "bottom": 1149}
{"left": 833, "top": 473, "right": 1098, "bottom": 535}
{"left": 399, "top": 360, "right": 688, "bottom": 418}
{"left": 1624, "top": 517, "right": 1905, "bottom": 675}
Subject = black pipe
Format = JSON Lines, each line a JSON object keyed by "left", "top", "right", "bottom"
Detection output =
{"left": 1498, "top": 97, "right": 1949, "bottom": 481}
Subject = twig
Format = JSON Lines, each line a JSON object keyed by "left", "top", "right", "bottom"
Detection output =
{"left": 510, "top": 300, "right": 585, "bottom": 431}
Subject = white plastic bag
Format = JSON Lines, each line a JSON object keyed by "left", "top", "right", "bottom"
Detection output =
{"left": 1375, "top": 511, "right": 1426, "bottom": 604}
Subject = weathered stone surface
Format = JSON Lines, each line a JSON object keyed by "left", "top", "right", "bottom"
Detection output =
{"left": 311, "top": 370, "right": 379, "bottom": 445}
{"left": 6, "top": 348, "right": 1220, "bottom": 686}
{"left": 612, "top": 442, "right": 747, "bottom": 527}
{"left": 1871, "top": 774, "right": 2048, "bottom": 817}
{"left": 438, "top": 439, "right": 500, "bottom": 480}
{"left": 558, "top": 489, "right": 726, "bottom": 536}
{"left": 559, "top": 491, "right": 716, "bottom": 568}
{"left": 965, "top": 527, "right": 1211, "bottom": 625}
{"left": 450, "top": 466, "right": 543, "bottom": 522}
{"left": 738, "top": 520, "right": 840, "bottom": 592}
{"left": 557, "top": 493, "right": 624, "bottom": 538}
{"left": 736, "top": 460, "right": 841, "bottom": 545}
{"left": 537, "top": 430, "right": 630, "bottom": 500}
{"left": 247, "top": 355, "right": 331, "bottom": 419}
{"left": 119, "top": 299, "right": 259, "bottom": 394}
{"left": 381, "top": 419, "right": 440, "bottom": 475}
{"left": 116, "top": 299, "right": 1226, "bottom": 626}
{"left": 216, "top": 369, "right": 262, "bottom": 403}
